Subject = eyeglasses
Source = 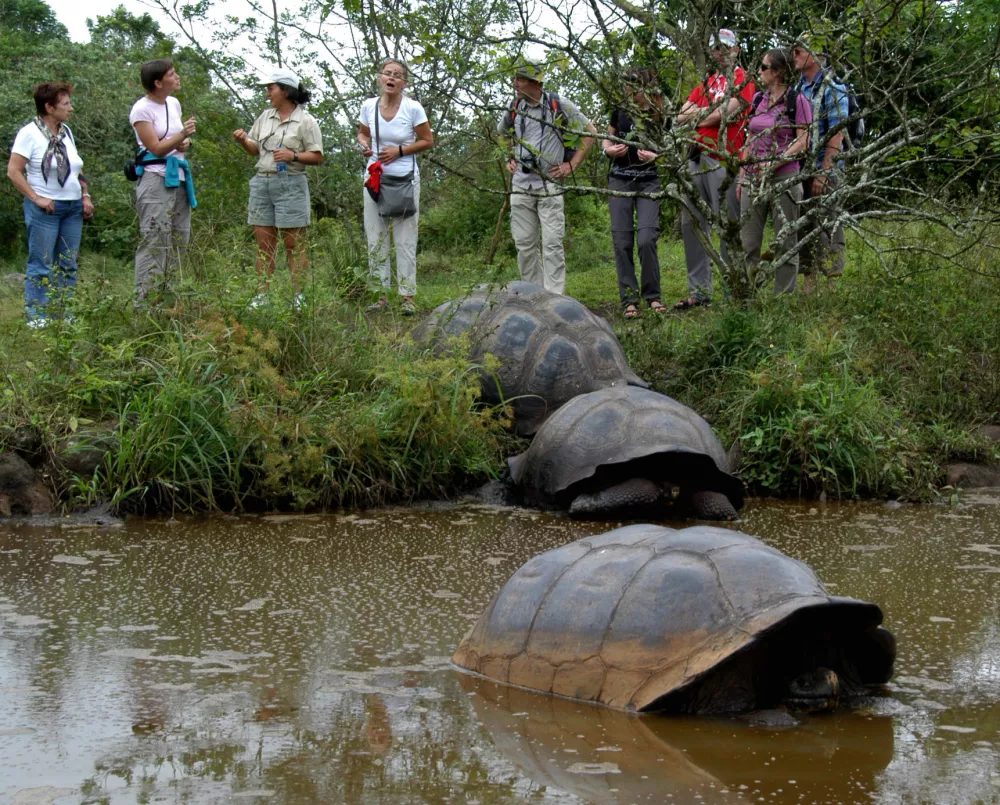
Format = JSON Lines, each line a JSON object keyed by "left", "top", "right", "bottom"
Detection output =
{"left": 379, "top": 70, "right": 406, "bottom": 80}
{"left": 760, "top": 62, "right": 774, "bottom": 71}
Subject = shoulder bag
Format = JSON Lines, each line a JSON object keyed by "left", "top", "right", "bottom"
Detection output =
{"left": 373, "top": 103, "right": 417, "bottom": 219}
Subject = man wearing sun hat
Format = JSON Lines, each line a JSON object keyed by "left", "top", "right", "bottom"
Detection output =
{"left": 499, "top": 56, "right": 597, "bottom": 295}
{"left": 674, "top": 28, "right": 755, "bottom": 309}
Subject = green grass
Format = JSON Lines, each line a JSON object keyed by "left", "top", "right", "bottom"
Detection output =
{"left": 1, "top": 204, "right": 997, "bottom": 512}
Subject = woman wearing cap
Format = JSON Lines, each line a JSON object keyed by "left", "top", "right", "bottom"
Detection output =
{"left": 357, "top": 58, "right": 434, "bottom": 315}
{"left": 234, "top": 69, "right": 324, "bottom": 306}
{"left": 603, "top": 67, "right": 666, "bottom": 319}
{"left": 129, "top": 59, "right": 198, "bottom": 305}
{"left": 736, "top": 48, "right": 812, "bottom": 294}
{"left": 6, "top": 82, "right": 94, "bottom": 327}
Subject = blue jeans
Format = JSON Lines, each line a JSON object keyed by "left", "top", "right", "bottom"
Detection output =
{"left": 23, "top": 197, "right": 84, "bottom": 321}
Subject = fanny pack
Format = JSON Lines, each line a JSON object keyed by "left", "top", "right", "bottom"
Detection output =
{"left": 124, "top": 148, "right": 168, "bottom": 182}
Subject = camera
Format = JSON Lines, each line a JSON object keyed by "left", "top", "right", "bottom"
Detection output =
{"left": 520, "top": 153, "right": 537, "bottom": 173}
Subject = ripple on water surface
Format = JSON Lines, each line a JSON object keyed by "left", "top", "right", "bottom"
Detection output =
{"left": 1, "top": 495, "right": 999, "bottom": 804}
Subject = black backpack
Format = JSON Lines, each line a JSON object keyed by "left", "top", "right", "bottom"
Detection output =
{"left": 843, "top": 85, "right": 865, "bottom": 148}
{"left": 505, "top": 91, "right": 578, "bottom": 163}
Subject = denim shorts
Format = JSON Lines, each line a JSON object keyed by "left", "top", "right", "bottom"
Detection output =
{"left": 248, "top": 173, "right": 311, "bottom": 228}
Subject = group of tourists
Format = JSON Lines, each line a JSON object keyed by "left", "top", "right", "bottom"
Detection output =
{"left": 5, "top": 28, "right": 850, "bottom": 327}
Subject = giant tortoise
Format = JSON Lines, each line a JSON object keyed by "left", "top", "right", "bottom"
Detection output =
{"left": 412, "top": 281, "right": 647, "bottom": 435}
{"left": 508, "top": 386, "right": 743, "bottom": 520}
{"left": 452, "top": 524, "right": 896, "bottom": 715}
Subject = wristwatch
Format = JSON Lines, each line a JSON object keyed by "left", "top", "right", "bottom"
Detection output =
{"left": 292, "top": 151, "right": 298, "bottom": 162}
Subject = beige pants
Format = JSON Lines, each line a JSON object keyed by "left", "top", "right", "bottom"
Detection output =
{"left": 741, "top": 181, "right": 803, "bottom": 295}
{"left": 134, "top": 172, "right": 191, "bottom": 303}
{"left": 509, "top": 187, "right": 566, "bottom": 295}
{"left": 363, "top": 174, "right": 420, "bottom": 297}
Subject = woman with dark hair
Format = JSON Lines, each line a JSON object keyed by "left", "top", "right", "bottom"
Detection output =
{"left": 357, "top": 58, "right": 434, "bottom": 315}
{"left": 234, "top": 69, "right": 324, "bottom": 307}
{"left": 602, "top": 67, "right": 665, "bottom": 319}
{"left": 736, "top": 48, "right": 812, "bottom": 294}
{"left": 7, "top": 82, "right": 93, "bottom": 327}
{"left": 129, "top": 58, "right": 198, "bottom": 305}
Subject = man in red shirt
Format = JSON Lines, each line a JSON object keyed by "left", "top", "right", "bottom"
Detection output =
{"left": 674, "top": 28, "right": 755, "bottom": 308}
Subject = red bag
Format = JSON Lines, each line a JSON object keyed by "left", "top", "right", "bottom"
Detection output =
{"left": 364, "top": 160, "right": 383, "bottom": 201}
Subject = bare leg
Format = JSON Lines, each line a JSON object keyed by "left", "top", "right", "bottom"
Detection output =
{"left": 281, "top": 227, "right": 308, "bottom": 291}
{"left": 254, "top": 226, "right": 279, "bottom": 289}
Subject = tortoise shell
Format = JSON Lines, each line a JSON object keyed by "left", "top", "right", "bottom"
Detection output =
{"left": 412, "top": 281, "right": 647, "bottom": 435}
{"left": 508, "top": 386, "right": 743, "bottom": 509}
{"left": 452, "top": 524, "right": 891, "bottom": 711}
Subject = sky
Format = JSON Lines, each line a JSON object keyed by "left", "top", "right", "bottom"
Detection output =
{"left": 52, "top": 0, "right": 156, "bottom": 43}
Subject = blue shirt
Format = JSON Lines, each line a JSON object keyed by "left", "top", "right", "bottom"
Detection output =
{"left": 796, "top": 69, "right": 849, "bottom": 167}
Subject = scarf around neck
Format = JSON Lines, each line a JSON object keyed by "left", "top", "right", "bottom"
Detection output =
{"left": 33, "top": 116, "right": 71, "bottom": 187}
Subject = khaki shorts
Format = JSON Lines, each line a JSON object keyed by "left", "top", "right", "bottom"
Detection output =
{"left": 248, "top": 173, "right": 311, "bottom": 228}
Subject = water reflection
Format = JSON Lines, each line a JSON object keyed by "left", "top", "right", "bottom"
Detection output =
{"left": 0, "top": 496, "right": 998, "bottom": 803}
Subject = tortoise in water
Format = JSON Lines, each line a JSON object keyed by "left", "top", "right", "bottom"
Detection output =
{"left": 508, "top": 386, "right": 743, "bottom": 520}
{"left": 412, "top": 281, "right": 647, "bottom": 435}
{"left": 453, "top": 524, "right": 896, "bottom": 715}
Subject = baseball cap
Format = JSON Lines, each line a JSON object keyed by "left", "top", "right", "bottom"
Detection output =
{"left": 709, "top": 28, "right": 737, "bottom": 48}
{"left": 259, "top": 68, "right": 302, "bottom": 89}
{"left": 513, "top": 57, "right": 545, "bottom": 83}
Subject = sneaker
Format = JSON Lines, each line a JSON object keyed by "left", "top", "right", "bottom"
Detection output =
{"left": 366, "top": 296, "right": 389, "bottom": 312}
{"left": 248, "top": 293, "right": 269, "bottom": 310}
{"left": 26, "top": 318, "right": 49, "bottom": 330}
{"left": 400, "top": 297, "right": 416, "bottom": 316}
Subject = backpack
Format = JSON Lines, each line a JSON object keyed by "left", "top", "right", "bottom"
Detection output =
{"left": 843, "top": 84, "right": 865, "bottom": 148}
{"left": 505, "top": 91, "right": 578, "bottom": 164}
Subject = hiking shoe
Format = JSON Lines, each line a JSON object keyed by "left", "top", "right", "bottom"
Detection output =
{"left": 400, "top": 297, "right": 417, "bottom": 316}
{"left": 366, "top": 296, "right": 389, "bottom": 312}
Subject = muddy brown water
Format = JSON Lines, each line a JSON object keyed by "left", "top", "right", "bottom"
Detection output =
{"left": 1, "top": 494, "right": 999, "bottom": 804}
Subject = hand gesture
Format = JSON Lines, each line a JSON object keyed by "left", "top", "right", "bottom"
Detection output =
{"left": 273, "top": 147, "right": 295, "bottom": 163}
{"left": 376, "top": 146, "right": 399, "bottom": 165}
{"left": 812, "top": 174, "right": 830, "bottom": 195}
{"left": 182, "top": 117, "right": 197, "bottom": 136}
{"left": 176, "top": 138, "right": 192, "bottom": 153}
{"left": 549, "top": 161, "right": 574, "bottom": 179}
{"left": 34, "top": 196, "right": 55, "bottom": 214}
{"left": 507, "top": 158, "right": 518, "bottom": 174}
{"left": 604, "top": 143, "right": 628, "bottom": 158}
{"left": 637, "top": 149, "right": 658, "bottom": 163}
{"left": 83, "top": 196, "right": 95, "bottom": 220}
{"left": 233, "top": 129, "right": 248, "bottom": 144}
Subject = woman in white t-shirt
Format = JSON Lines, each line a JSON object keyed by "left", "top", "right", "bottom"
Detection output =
{"left": 357, "top": 59, "right": 434, "bottom": 315}
{"left": 128, "top": 59, "right": 197, "bottom": 305}
{"left": 6, "top": 82, "right": 94, "bottom": 327}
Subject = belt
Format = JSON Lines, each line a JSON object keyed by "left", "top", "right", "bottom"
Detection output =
{"left": 256, "top": 170, "right": 304, "bottom": 177}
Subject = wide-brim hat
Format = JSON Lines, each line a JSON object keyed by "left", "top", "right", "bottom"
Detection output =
{"left": 259, "top": 68, "right": 302, "bottom": 89}
{"left": 514, "top": 58, "right": 545, "bottom": 83}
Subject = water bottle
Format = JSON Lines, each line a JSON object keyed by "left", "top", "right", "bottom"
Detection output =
{"left": 276, "top": 161, "right": 287, "bottom": 175}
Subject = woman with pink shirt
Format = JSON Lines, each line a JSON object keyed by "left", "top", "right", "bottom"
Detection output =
{"left": 736, "top": 48, "right": 812, "bottom": 294}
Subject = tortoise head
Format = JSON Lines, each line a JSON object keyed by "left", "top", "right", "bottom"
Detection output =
{"left": 784, "top": 667, "right": 840, "bottom": 712}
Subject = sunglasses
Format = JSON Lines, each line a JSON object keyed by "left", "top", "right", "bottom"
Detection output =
{"left": 760, "top": 62, "right": 774, "bottom": 71}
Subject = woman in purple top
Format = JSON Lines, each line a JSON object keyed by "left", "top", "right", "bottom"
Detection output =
{"left": 736, "top": 48, "right": 812, "bottom": 294}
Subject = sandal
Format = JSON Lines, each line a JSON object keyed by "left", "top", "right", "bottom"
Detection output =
{"left": 674, "top": 296, "right": 711, "bottom": 310}
{"left": 649, "top": 300, "right": 668, "bottom": 314}
{"left": 366, "top": 296, "right": 388, "bottom": 312}
{"left": 624, "top": 304, "right": 640, "bottom": 320}
{"left": 400, "top": 296, "right": 417, "bottom": 316}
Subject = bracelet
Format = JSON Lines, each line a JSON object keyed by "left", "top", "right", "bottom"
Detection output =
{"left": 398, "top": 145, "right": 404, "bottom": 158}
{"left": 82, "top": 193, "right": 91, "bottom": 198}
